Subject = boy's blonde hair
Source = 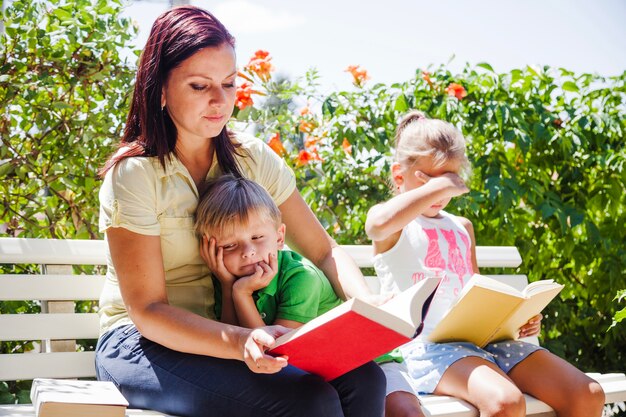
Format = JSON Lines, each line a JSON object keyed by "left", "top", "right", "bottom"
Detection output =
{"left": 195, "top": 175, "right": 282, "bottom": 238}
{"left": 394, "top": 110, "right": 469, "bottom": 173}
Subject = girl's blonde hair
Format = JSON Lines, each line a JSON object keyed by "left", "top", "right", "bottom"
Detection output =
{"left": 195, "top": 175, "right": 281, "bottom": 238}
{"left": 394, "top": 111, "right": 469, "bottom": 173}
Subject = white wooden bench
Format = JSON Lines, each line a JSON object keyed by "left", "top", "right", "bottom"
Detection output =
{"left": 0, "top": 237, "right": 625, "bottom": 417}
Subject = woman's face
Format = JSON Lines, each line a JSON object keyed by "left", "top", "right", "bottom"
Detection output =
{"left": 162, "top": 43, "right": 237, "bottom": 144}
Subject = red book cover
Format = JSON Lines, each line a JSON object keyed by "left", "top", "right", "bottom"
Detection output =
{"left": 268, "top": 277, "right": 441, "bottom": 381}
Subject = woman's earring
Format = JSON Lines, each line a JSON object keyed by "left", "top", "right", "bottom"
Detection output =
{"left": 161, "top": 104, "right": 165, "bottom": 111}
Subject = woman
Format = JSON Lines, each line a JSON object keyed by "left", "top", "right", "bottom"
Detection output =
{"left": 95, "top": 5, "right": 385, "bottom": 417}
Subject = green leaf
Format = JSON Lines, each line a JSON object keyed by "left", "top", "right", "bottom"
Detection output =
{"left": 477, "top": 62, "right": 495, "bottom": 73}
{"left": 562, "top": 81, "right": 579, "bottom": 93}
{"left": 393, "top": 94, "right": 409, "bottom": 112}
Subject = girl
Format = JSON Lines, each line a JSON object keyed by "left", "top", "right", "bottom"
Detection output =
{"left": 365, "top": 111, "right": 604, "bottom": 417}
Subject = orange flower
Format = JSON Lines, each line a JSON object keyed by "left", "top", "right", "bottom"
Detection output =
{"left": 296, "top": 149, "right": 314, "bottom": 166}
{"left": 304, "top": 135, "right": 321, "bottom": 148}
{"left": 299, "top": 120, "right": 315, "bottom": 134}
{"left": 300, "top": 107, "right": 310, "bottom": 116}
{"left": 342, "top": 137, "right": 352, "bottom": 155}
{"left": 445, "top": 83, "right": 467, "bottom": 100}
{"left": 422, "top": 71, "right": 433, "bottom": 87}
{"left": 245, "top": 49, "right": 273, "bottom": 82}
{"left": 345, "top": 65, "right": 370, "bottom": 87}
{"left": 296, "top": 148, "right": 321, "bottom": 166}
{"left": 235, "top": 82, "right": 255, "bottom": 110}
{"left": 268, "top": 132, "right": 286, "bottom": 156}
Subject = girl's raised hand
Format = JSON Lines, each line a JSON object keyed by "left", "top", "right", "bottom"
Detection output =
{"left": 414, "top": 171, "right": 469, "bottom": 197}
{"left": 200, "top": 236, "right": 237, "bottom": 286}
{"left": 241, "top": 326, "right": 289, "bottom": 374}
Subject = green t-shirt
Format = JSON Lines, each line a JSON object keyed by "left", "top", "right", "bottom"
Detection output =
{"left": 214, "top": 250, "right": 342, "bottom": 325}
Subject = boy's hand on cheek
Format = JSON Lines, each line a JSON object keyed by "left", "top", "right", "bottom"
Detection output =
{"left": 201, "top": 236, "right": 237, "bottom": 286}
{"left": 234, "top": 253, "right": 278, "bottom": 295}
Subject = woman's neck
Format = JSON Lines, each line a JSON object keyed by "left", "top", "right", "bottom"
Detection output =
{"left": 175, "top": 138, "right": 214, "bottom": 189}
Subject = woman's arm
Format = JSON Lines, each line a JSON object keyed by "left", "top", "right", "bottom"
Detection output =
{"left": 278, "top": 190, "right": 372, "bottom": 301}
{"left": 106, "top": 227, "right": 288, "bottom": 372}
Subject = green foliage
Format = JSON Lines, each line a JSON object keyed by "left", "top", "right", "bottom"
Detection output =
{"left": 0, "top": 0, "right": 136, "bottom": 239}
{"left": 238, "top": 58, "right": 626, "bottom": 373}
{"left": 1, "top": 0, "right": 624, "bottom": 405}
{"left": 0, "top": 0, "right": 137, "bottom": 404}
{"left": 610, "top": 290, "right": 626, "bottom": 329}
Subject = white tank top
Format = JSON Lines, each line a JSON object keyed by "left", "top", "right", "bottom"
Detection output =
{"left": 373, "top": 211, "right": 474, "bottom": 338}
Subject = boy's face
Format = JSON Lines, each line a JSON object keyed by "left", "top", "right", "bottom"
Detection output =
{"left": 394, "top": 158, "right": 463, "bottom": 218}
{"left": 211, "top": 211, "right": 285, "bottom": 277}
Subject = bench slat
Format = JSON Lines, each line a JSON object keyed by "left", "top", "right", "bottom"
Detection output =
{"left": 0, "top": 238, "right": 523, "bottom": 269}
{"left": 0, "top": 275, "right": 105, "bottom": 301}
{"left": 0, "top": 314, "right": 100, "bottom": 341}
{"left": 341, "top": 245, "right": 522, "bottom": 268}
{"left": 0, "top": 238, "right": 107, "bottom": 265}
{"left": 419, "top": 373, "right": 626, "bottom": 416}
{"left": 0, "top": 352, "right": 96, "bottom": 381}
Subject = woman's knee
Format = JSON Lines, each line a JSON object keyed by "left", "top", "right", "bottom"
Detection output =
{"left": 330, "top": 362, "right": 386, "bottom": 416}
{"left": 290, "top": 375, "right": 344, "bottom": 417}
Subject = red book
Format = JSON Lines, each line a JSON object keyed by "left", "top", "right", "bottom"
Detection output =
{"left": 268, "top": 277, "right": 441, "bottom": 381}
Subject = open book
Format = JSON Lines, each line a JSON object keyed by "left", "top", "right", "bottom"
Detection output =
{"left": 268, "top": 276, "right": 441, "bottom": 381}
{"left": 428, "top": 274, "right": 564, "bottom": 347}
{"left": 30, "top": 378, "right": 129, "bottom": 417}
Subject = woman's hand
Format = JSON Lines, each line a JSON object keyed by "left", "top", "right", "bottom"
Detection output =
{"left": 241, "top": 326, "right": 290, "bottom": 374}
{"left": 233, "top": 253, "right": 278, "bottom": 295}
{"left": 200, "top": 235, "right": 237, "bottom": 286}
{"left": 519, "top": 313, "right": 542, "bottom": 338}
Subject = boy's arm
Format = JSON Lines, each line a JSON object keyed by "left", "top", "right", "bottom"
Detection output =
{"left": 274, "top": 318, "right": 304, "bottom": 328}
{"left": 366, "top": 171, "right": 468, "bottom": 242}
{"left": 232, "top": 254, "right": 278, "bottom": 329}
{"left": 219, "top": 284, "right": 239, "bottom": 326}
{"left": 232, "top": 289, "right": 266, "bottom": 328}
{"left": 200, "top": 236, "right": 240, "bottom": 325}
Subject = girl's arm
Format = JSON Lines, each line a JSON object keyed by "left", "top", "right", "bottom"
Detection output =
{"left": 106, "top": 227, "right": 288, "bottom": 373}
{"left": 278, "top": 190, "right": 373, "bottom": 301}
{"left": 366, "top": 171, "right": 468, "bottom": 243}
{"left": 458, "top": 216, "right": 479, "bottom": 274}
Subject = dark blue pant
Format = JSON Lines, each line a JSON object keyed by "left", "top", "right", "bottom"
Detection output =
{"left": 95, "top": 325, "right": 385, "bottom": 417}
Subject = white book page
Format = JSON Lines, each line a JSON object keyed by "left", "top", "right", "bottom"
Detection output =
{"left": 378, "top": 277, "right": 441, "bottom": 330}
{"left": 522, "top": 279, "right": 561, "bottom": 297}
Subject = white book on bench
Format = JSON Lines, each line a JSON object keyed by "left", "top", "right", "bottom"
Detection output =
{"left": 30, "top": 378, "right": 129, "bottom": 417}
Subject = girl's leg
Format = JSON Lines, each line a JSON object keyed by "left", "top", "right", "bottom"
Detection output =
{"left": 508, "top": 350, "right": 605, "bottom": 417}
{"left": 329, "top": 361, "right": 386, "bottom": 417}
{"left": 385, "top": 392, "right": 425, "bottom": 417}
{"left": 380, "top": 361, "right": 425, "bottom": 417}
{"left": 96, "top": 325, "right": 347, "bottom": 417}
{"left": 434, "top": 356, "right": 525, "bottom": 417}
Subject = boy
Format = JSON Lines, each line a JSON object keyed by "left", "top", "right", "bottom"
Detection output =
{"left": 195, "top": 175, "right": 342, "bottom": 329}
